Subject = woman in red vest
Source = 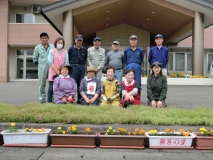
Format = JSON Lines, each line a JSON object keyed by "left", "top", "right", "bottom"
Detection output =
{"left": 121, "top": 69, "right": 141, "bottom": 108}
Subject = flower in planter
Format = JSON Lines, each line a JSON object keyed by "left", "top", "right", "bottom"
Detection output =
{"left": 132, "top": 128, "right": 146, "bottom": 136}
{"left": 85, "top": 127, "right": 91, "bottom": 135}
{"left": 118, "top": 128, "right": 129, "bottom": 135}
{"left": 164, "top": 128, "right": 174, "bottom": 136}
{"left": 57, "top": 126, "right": 65, "bottom": 134}
{"left": 199, "top": 127, "right": 208, "bottom": 136}
{"left": 180, "top": 129, "right": 190, "bottom": 136}
{"left": 68, "top": 125, "right": 78, "bottom": 134}
{"left": 35, "top": 128, "right": 45, "bottom": 132}
{"left": 148, "top": 129, "right": 158, "bottom": 136}
{"left": 7, "top": 122, "right": 18, "bottom": 133}
{"left": 211, "top": 130, "right": 213, "bottom": 136}
{"left": 105, "top": 126, "right": 116, "bottom": 135}
{"left": 25, "top": 128, "right": 32, "bottom": 132}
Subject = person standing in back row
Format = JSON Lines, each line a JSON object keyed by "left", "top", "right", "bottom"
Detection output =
{"left": 87, "top": 37, "right": 105, "bottom": 81}
{"left": 68, "top": 34, "right": 88, "bottom": 104}
{"left": 33, "top": 32, "right": 54, "bottom": 103}
{"left": 148, "top": 34, "right": 169, "bottom": 76}
{"left": 124, "top": 35, "right": 144, "bottom": 92}
{"left": 105, "top": 40, "right": 124, "bottom": 82}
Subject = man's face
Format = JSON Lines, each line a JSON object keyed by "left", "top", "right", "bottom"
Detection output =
{"left": 75, "top": 39, "right": 83, "bottom": 47}
{"left": 106, "top": 69, "right": 114, "bottom": 80}
{"left": 129, "top": 39, "right": 137, "bottom": 47}
{"left": 112, "top": 44, "right": 119, "bottom": 50}
{"left": 155, "top": 38, "right": 163, "bottom": 46}
{"left": 40, "top": 36, "right": 49, "bottom": 45}
{"left": 93, "top": 40, "right": 101, "bottom": 49}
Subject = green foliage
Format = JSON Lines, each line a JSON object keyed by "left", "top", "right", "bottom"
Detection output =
{"left": 0, "top": 103, "right": 213, "bottom": 126}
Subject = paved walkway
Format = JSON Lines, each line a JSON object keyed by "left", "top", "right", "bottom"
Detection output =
{"left": 0, "top": 82, "right": 212, "bottom": 108}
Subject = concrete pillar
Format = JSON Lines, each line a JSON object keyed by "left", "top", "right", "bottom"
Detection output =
{"left": 63, "top": 10, "right": 73, "bottom": 50}
{"left": 192, "top": 12, "right": 204, "bottom": 75}
{"left": 0, "top": 0, "right": 9, "bottom": 82}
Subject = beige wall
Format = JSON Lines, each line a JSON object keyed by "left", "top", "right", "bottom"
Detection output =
{"left": 0, "top": 0, "right": 9, "bottom": 82}
{"left": 97, "top": 23, "right": 150, "bottom": 48}
{"left": 8, "top": 24, "right": 61, "bottom": 45}
{"left": 10, "top": 6, "right": 48, "bottom": 23}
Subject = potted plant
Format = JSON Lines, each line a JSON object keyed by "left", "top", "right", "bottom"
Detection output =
{"left": 50, "top": 125, "right": 97, "bottom": 148}
{"left": 146, "top": 128, "right": 195, "bottom": 149}
{"left": 1, "top": 122, "right": 51, "bottom": 147}
{"left": 193, "top": 127, "right": 213, "bottom": 150}
{"left": 98, "top": 126, "right": 146, "bottom": 149}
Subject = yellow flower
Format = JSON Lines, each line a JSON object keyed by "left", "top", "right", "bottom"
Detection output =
{"left": 85, "top": 127, "right": 91, "bottom": 132}
{"left": 128, "top": 132, "right": 130, "bottom": 135}
{"left": 41, "top": 127, "right": 45, "bottom": 132}
{"left": 25, "top": 128, "right": 29, "bottom": 131}
{"left": 58, "top": 127, "right": 61, "bottom": 130}
{"left": 201, "top": 131, "right": 204, "bottom": 135}
{"left": 68, "top": 127, "right": 71, "bottom": 131}
{"left": 109, "top": 126, "right": 112, "bottom": 130}
{"left": 11, "top": 122, "right": 16, "bottom": 127}
{"left": 133, "top": 131, "right": 136, "bottom": 135}
{"left": 30, "top": 127, "right": 34, "bottom": 130}
{"left": 62, "top": 131, "right": 65, "bottom": 134}
{"left": 211, "top": 130, "right": 213, "bottom": 133}
{"left": 135, "top": 128, "right": 139, "bottom": 131}
{"left": 113, "top": 129, "right": 116, "bottom": 132}
{"left": 153, "top": 130, "right": 157, "bottom": 134}
{"left": 36, "top": 128, "right": 39, "bottom": 132}
{"left": 107, "top": 129, "right": 110, "bottom": 133}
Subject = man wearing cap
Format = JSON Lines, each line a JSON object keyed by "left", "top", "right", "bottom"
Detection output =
{"left": 87, "top": 37, "right": 105, "bottom": 81}
{"left": 68, "top": 34, "right": 88, "bottom": 104}
{"left": 79, "top": 66, "right": 101, "bottom": 106}
{"left": 105, "top": 40, "right": 124, "bottom": 82}
{"left": 148, "top": 34, "right": 169, "bottom": 76}
{"left": 33, "top": 32, "right": 54, "bottom": 103}
{"left": 124, "top": 35, "right": 144, "bottom": 92}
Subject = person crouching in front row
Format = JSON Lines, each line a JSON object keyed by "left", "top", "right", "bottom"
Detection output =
{"left": 101, "top": 66, "right": 121, "bottom": 106}
{"left": 147, "top": 61, "right": 167, "bottom": 108}
{"left": 79, "top": 66, "right": 101, "bottom": 106}
{"left": 121, "top": 69, "right": 141, "bottom": 108}
{"left": 53, "top": 64, "right": 77, "bottom": 104}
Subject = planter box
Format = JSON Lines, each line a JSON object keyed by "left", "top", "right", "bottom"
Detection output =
{"left": 193, "top": 132, "right": 213, "bottom": 150}
{"left": 1, "top": 129, "right": 51, "bottom": 147}
{"left": 146, "top": 132, "right": 195, "bottom": 149}
{"left": 98, "top": 132, "right": 146, "bottom": 149}
{"left": 50, "top": 131, "right": 97, "bottom": 148}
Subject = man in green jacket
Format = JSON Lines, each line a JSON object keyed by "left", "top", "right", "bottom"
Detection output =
{"left": 87, "top": 37, "right": 105, "bottom": 81}
{"left": 33, "top": 32, "right": 54, "bottom": 103}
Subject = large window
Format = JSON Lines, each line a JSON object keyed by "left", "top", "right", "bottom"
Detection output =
{"left": 207, "top": 54, "right": 213, "bottom": 72}
{"left": 175, "top": 53, "right": 185, "bottom": 71}
{"left": 16, "top": 14, "right": 35, "bottom": 23}
{"left": 168, "top": 53, "right": 173, "bottom": 71}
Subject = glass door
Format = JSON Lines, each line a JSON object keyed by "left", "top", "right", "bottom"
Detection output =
{"left": 17, "top": 58, "right": 24, "bottom": 79}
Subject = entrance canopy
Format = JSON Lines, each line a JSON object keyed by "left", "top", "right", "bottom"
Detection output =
{"left": 40, "top": 0, "right": 213, "bottom": 44}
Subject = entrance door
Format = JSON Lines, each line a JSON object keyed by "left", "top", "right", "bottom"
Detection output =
{"left": 16, "top": 50, "right": 38, "bottom": 80}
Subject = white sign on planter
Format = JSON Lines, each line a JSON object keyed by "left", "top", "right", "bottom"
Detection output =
{"left": 146, "top": 132, "right": 195, "bottom": 147}
{"left": 1, "top": 129, "right": 51, "bottom": 144}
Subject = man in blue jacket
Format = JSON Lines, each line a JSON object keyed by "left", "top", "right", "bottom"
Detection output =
{"left": 124, "top": 35, "right": 144, "bottom": 92}
{"left": 148, "top": 34, "right": 169, "bottom": 75}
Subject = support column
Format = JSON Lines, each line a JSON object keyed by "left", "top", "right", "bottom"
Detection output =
{"left": 192, "top": 11, "right": 204, "bottom": 75}
{"left": 63, "top": 10, "right": 73, "bottom": 50}
{"left": 0, "top": 0, "right": 9, "bottom": 82}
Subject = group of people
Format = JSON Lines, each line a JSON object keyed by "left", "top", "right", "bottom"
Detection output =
{"left": 32, "top": 32, "right": 169, "bottom": 108}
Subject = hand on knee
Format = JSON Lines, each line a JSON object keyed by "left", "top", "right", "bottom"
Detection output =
{"left": 151, "top": 100, "right": 157, "bottom": 108}
{"left": 157, "top": 101, "right": 162, "bottom": 108}
{"left": 62, "top": 97, "right": 67, "bottom": 103}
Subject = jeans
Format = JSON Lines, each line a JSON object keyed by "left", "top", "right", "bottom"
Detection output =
{"left": 47, "top": 81, "right": 54, "bottom": 103}
{"left": 114, "top": 69, "right": 123, "bottom": 82}
{"left": 70, "top": 64, "right": 85, "bottom": 104}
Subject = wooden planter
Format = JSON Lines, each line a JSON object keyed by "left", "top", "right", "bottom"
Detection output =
{"left": 98, "top": 132, "right": 146, "bottom": 149}
{"left": 1, "top": 129, "right": 51, "bottom": 147}
{"left": 50, "top": 131, "right": 97, "bottom": 148}
{"left": 193, "top": 132, "right": 213, "bottom": 150}
{"left": 146, "top": 132, "right": 195, "bottom": 149}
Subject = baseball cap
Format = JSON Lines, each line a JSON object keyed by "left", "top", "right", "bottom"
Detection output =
{"left": 151, "top": 61, "right": 162, "bottom": 68}
{"left": 129, "top": 35, "right": 137, "bottom": 40}
{"left": 93, "top": 37, "right": 101, "bottom": 41}
{"left": 155, "top": 34, "right": 163, "bottom": 39}
{"left": 40, "top": 32, "right": 49, "bottom": 38}
{"left": 75, "top": 34, "right": 83, "bottom": 40}
{"left": 112, "top": 40, "right": 120, "bottom": 45}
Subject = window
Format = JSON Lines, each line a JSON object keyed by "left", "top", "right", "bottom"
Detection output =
{"left": 168, "top": 53, "right": 173, "bottom": 71}
{"left": 16, "top": 14, "right": 35, "bottom": 23}
{"left": 175, "top": 53, "right": 185, "bottom": 71}
{"left": 187, "top": 54, "right": 192, "bottom": 71}
{"left": 207, "top": 54, "right": 213, "bottom": 72}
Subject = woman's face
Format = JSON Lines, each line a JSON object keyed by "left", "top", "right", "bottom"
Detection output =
{"left": 87, "top": 71, "right": 95, "bottom": 78}
{"left": 152, "top": 66, "right": 161, "bottom": 74}
{"left": 61, "top": 67, "right": 69, "bottom": 77}
{"left": 106, "top": 69, "right": 114, "bottom": 80}
{"left": 125, "top": 71, "right": 134, "bottom": 82}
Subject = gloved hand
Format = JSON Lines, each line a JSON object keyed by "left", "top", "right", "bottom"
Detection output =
{"left": 34, "top": 61, "right": 38, "bottom": 65}
{"left": 102, "top": 95, "right": 108, "bottom": 102}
